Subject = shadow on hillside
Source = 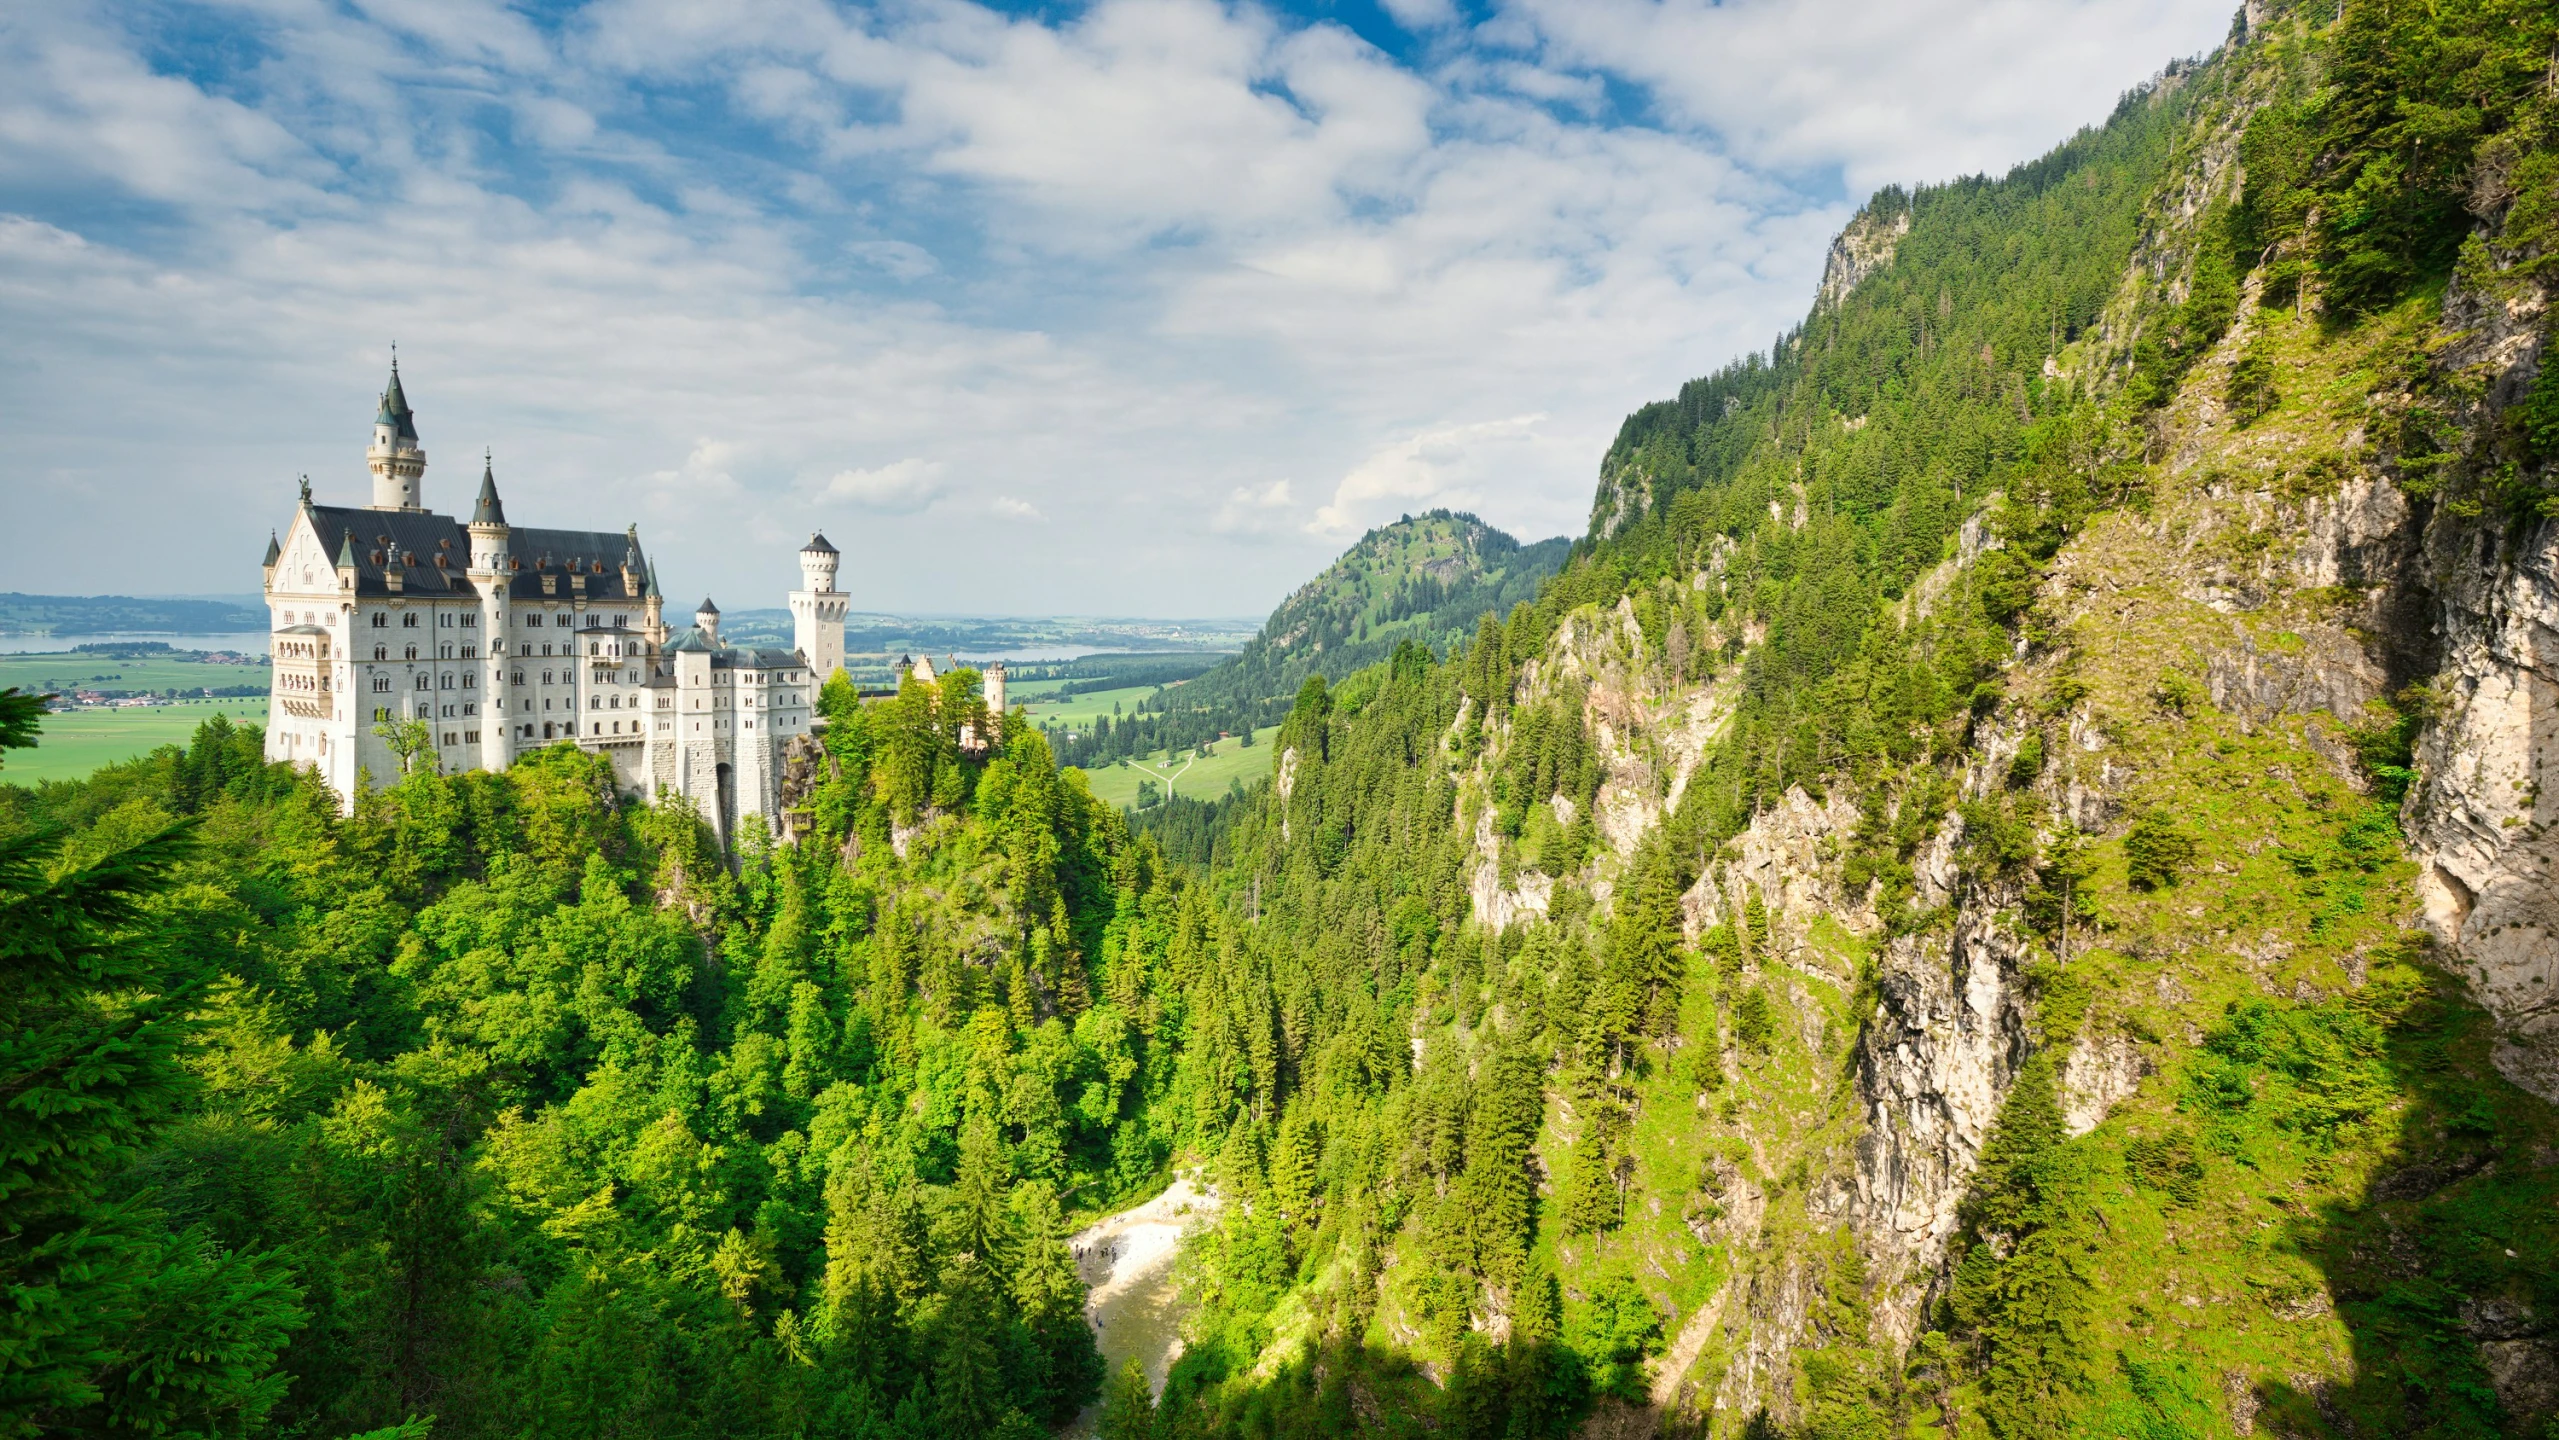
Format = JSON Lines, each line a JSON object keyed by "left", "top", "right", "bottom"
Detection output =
{"left": 2254, "top": 956, "right": 2559, "bottom": 1436}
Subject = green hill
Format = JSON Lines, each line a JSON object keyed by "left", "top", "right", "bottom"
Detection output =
{"left": 1050, "top": 511, "right": 1564, "bottom": 771}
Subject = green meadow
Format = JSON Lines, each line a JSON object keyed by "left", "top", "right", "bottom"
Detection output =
{"left": 1072, "top": 723, "right": 1276, "bottom": 811}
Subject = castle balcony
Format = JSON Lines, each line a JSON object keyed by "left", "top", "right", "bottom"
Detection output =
{"left": 274, "top": 625, "right": 335, "bottom": 720}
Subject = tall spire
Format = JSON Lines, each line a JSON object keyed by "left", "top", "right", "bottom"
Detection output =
{"left": 376, "top": 353, "right": 418, "bottom": 441}
{"left": 472, "top": 450, "right": 507, "bottom": 525}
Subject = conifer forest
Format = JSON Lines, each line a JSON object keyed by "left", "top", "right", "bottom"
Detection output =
{"left": 8, "top": 0, "right": 2559, "bottom": 1435}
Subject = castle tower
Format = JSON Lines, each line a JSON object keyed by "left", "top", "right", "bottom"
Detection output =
{"left": 982, "top": 660, "right": 1006, "bottom": 742}
{"left": 788, "top": 531, "right": 847, "bottom": 681}
{"left": 695, "top": 597, "right": 721, "bottom": 648}
{"left": 467, "top": 454, "right": 515, "bottom": 772}
{"left": 367, "top": 356, "right": 427, "bottom": 511}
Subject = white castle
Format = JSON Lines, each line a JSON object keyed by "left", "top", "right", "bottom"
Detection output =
{"left": 257, "top": 361, "right": 974, "bottom": 846}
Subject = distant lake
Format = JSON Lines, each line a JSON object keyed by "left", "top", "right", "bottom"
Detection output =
{"left": 0, "top": 632, "right": 274, "bottom": 656}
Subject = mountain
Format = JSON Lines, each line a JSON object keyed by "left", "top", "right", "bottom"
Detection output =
{"left": 1218, "top": 510, "right": 1568, "bottom": 699}
{"left": 0, "top": 591, "right": 267, "bottom": 635}
{"left": 6, "top": 3, "right": 2555, "bottom": 1439}
{"left": 1139, "top": 1, "right": 2559, "bottom": 1431}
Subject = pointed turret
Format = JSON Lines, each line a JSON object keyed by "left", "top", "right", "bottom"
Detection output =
{"left": 378, "top": 360, "right": 419, "bottom": 441}
{"left": 367, "top": 351, "right": 428, "bottom": 511}
{"left": 472, "top": 452, "right": 507, "bottom": 525}
{"left": 695, "top": 597, "right": 721, "bottom": 648}
{"left": 263, "top": 531, "right": 281, "bottom": 567}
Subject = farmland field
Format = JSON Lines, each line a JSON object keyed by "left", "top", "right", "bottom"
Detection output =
{"left": 1073, "top": 724, "right": 1276, "bottom": 812}
{"left": 0, "top": 649, "right": 268, "bottom": 697}
{"left": 4, "top": 697, "right": 271, "bottom": 786}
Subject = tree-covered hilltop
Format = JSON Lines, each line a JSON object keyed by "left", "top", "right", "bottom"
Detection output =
{"left": 0, "top": 669, "right": 1250, "bottom": 1440}
{"left": 1049, "top": 512, "right": 1566, "bottom": 771}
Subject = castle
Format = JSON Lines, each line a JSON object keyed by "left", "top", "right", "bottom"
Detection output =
{"left": 260, "top": 361, "right": 887, "bottom": 846}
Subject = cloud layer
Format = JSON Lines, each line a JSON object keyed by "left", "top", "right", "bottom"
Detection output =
{"left": 0, "top": 0, "right": 2231, "bottom": 616}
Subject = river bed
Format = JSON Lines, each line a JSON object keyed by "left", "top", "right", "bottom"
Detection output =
{"left": 1064, "top": 1174, "right": 1221, "bottom": 1434}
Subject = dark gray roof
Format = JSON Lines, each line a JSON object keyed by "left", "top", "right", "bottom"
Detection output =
{"left": 695, "top": 597, "right": 720, "bottom": 615}
{"left": 303, "top": 504, "right": 646, "bottom": 602}
{"left": 801, "top": 531, "right": 838, "bottom": 555}
{"left": 376, "top": 363, "right": 419, "bottom": 442}
{"left": 263, "top": 532, "right": 281, "bottom": 566}
{"left": 662, "top": 627, "right": 802, "bottom": 670}
{"left": 472, "top": 461, "right": 506, "bottom": 526}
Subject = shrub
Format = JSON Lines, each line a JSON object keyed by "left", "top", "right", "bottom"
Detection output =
{"left": 2123, "top": 811, "right": 2197, "bottom": 890}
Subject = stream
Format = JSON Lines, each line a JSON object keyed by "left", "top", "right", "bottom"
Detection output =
{"left": 1063, "top": 1174, "right": 1222, "bottom": 1436}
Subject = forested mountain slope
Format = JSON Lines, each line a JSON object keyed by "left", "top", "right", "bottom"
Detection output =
{"left": 1160, "top": 512, "right": 1566, "bottom": 727}
{"left": 4, "top": 2, "right": 2556, "bottom": 1439}
{"left": 1120, "top": 0, "right": 2559, "bottom": 1434}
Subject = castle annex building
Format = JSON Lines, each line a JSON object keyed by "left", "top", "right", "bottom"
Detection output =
{"left": 262, "top": 362, "right": 855, "bottom": 845}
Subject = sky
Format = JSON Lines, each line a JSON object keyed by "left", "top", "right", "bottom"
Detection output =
{"left": 0, "top": 0, "right": 2235, "bottom": 620}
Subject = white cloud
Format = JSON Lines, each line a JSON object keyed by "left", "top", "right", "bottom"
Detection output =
{"left": 825, "top": 459, "right": 949, "bottom": 513}
{"left": 1213, "top": 478, "right": 1296, "bottom": 535}
{"left": 1511, "top": 0, "right": 2235, "bottom": 192}
{"left": 0, "top": 0, "right": 2236, "bottom": 615}
{"left": 1312, "top": 416, "right": 1545, "bottom": 536}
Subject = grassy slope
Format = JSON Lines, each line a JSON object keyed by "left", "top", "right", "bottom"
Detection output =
{"left": 1076, "top": 726, "right": 1279, "bottom": 811}
{"left": 0, "top": 699, "right": 273, "bottom": 786}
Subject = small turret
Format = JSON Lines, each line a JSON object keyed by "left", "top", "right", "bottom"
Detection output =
{"left": 695, "top": 596, "right": 721, "bottom": 648}
{"left": 789, "top": 531, "right": 849, "bottom": 682}
{"left": 367, "top": 352, "right": 428, "bottom": 511}
{"left": 335, "top": 529, "right": 359, "bottom": 591}
{"left": 262, "top": 530, "right": 281, "bottom": 584}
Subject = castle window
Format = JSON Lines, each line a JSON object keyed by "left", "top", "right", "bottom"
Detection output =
{"left": 542, "top": 671, "right": 552, "bottom": 685}
{"left": 373, "top": 677, "right": 390, "bottom": 692}
{"left": 519, "top": 643, "right": 531, "bottom": 657}
{"left": 466, "top": 730, "right": 480, "bottom": 743}
{"left": 439, "top": 613, "right": 453, "bottom": 628}
{"left": 541, "top": 644, "right": 552, "bottom": 657}
{"left": 405, "top": 645, "right": 417, "bottom": 660}
{"left": 590, "top": 697, "right": 600, "bottom": 710}
{"left": 373, "top": 645, "right": 387, "bottom": 660}
{"left": 461, "top": 644, "right": 476, "bottom": 659}
{"left": 461, "top": 613, "right": 476, "bottom": 628}
{"left": 374, "top": 707, "right": 389, "bottom": 721}
{"left": 463, "top": 703, "right": 476, "bottom": 715}
{"left": 403, "top": 613, "right": 417, "bottom": 628}
{"left": 416, "top": 676, "right": 431, "bottom": 691}
{"left": 371, "top": 613, "right": 386, "bottom": 628}
{"left": 462, "top": 674, "right": 474, "bottom": 689}
{"left": 614, "top": 615, "right": 627, "bottom": 628}
{"left": 440, "top": 675, "right": 453, "bottom": 690}
{"left": 440, "top": 645, "right": 453, "bottom": 660}
{"left": 511, "top": 671, "right": 524, "bottom": 686}
{"left": 526, "top": 614, "right": 541, "bottom": 627}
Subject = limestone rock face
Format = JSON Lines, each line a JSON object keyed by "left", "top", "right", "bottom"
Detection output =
{"left": 2406, "top": 508, "right": 2559, "bottom": 1098}
{"left": 1817, "top": 206, "right": 1912, "bottom": 311}
{"left": 1850, "top": 911, "right": 2032, "bottom": 1346}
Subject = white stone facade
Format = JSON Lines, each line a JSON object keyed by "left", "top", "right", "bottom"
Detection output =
{"left": 262, "top": 363, "right": 850, "bottom": 847}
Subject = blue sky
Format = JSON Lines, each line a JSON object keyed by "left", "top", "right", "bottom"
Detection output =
{"left": 0, "top": 0, "right": 2233, "bottom": 617}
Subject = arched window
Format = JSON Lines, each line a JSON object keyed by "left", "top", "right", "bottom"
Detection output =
{"left": 415, "top": 675, "right": 430, "bottom": 691}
